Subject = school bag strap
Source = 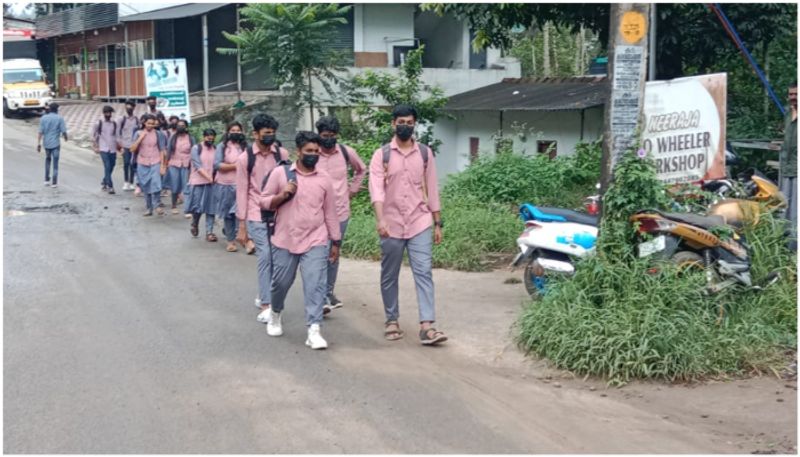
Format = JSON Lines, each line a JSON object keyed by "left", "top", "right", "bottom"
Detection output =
{"left": 381, "top": 142, "right": 429, "bottom": 188}
{"left": 95, "top": 119, "right": 117, "bottom": 139}
{"left": 247, "top": 144, "right": 284, "bottom": 176}
{"left": 260, "top": 164, "right": 296, "bottom": 227}
{"left": 338, "top": 143, "right": 350, "bottom": 167}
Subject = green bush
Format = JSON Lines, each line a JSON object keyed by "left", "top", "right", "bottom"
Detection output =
{"left": 442, "top": 140, "right": 601, "bottom": 209}
{"left": 342, "top": 194, "right": 520, "bottom": 271}
{"left": 517, "top": 145, "right": 797, "bottom": 384}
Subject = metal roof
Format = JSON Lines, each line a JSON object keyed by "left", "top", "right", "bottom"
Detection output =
{"left": 445, "top": 77, "right": 608, "bottom": 112}
{"left": 120, "top": 3, "right": 227, "bottom": 22}
{"left": 34, "top": 3, "right": 118, "bottom": 38}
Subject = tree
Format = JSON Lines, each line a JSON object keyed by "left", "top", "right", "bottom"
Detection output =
{"left": 341, "top": 46, "right": 450, "bottom": 149}
{"left": 219, "top": 3, "right": 351, "bottom": 127}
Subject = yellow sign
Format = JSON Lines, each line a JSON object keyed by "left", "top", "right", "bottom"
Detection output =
{"left": 620, "top": 11, "right": 647, "bottom": 44}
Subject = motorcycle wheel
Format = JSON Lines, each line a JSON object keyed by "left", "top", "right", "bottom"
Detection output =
{"left": 671, "top": 251, "right": 704, "bottom": 272}
{"left": 523, "top": 258, "right": 548, "bottom": 299}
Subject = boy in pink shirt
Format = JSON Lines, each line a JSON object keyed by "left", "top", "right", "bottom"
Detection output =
{"left": 368, "top": 104, "right": 447, "bottom": 346}
{"left": 234, "top": 114, "right": 289, "bottom": 323}
{"left": 315, "top": 116, "right": 366, "bottom": 313}
{"left": 260, "top": 131, "right": 341, "bottom": 349}
{"left": 91, "top": 105, "right": 120, "bottom": 195}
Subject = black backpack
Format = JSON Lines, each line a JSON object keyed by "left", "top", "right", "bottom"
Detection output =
{"left": 260, "top": 164, "right": 297, "bottom": 235}
{"left": 95, "top": 119, "right": 117, "bottom": 138}
{"left": 381, "top": 142, "right": 430, "bottom": 188}
{"left": 246, "top": 144, "right": 286, "bottom": 175}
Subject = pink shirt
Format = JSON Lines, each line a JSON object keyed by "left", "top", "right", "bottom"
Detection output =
{"left": 317, "top": 144, "right": 366, "bottom": 222}
{"left": 188, "top": 143, "right": 216, "bottom": 185}
{"left": 136, "top": 130, "right": 163, "bottom": 166}
{"left": 215, "top": 142, "right": 244, "bottom": 186}
{"left": 92, "top": 119, "right": 118, "bottom": 152}
{"left": 235, "top": 145, "right": 290, "bottom": 222}
{"left": 368, "top": 139, "right": 441, "bottom": 239}
{"left": 168, "top": 135, "right": 192, "bottom": 168}
{"left": 260, "top": 163, "right": 341, "bottom": 254}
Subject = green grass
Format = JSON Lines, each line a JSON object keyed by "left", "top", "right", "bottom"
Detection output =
{"left": 516, "top": 211, "right": 797, "bottom": 384}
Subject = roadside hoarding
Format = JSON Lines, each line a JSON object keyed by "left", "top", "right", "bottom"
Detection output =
{"left": 642, "top": 73, "right": 727, "bottom": 184}
{"left": 143, "top": 58, "right": 191, "bottom": 122}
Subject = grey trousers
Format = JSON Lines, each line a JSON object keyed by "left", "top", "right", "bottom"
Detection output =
{"left": 326, "top": 219, "right": 350, "bottom": 297}
{"left": 270, "top": 245, "right": 329, "bottom": 326}
{"left": 380, "top": 227, "right": 435, "bottom": 324}
{"left": 247, "top": 220, "right": 272, "bottom": 306}
{"left": 780, "top": 176, "right": 797, "bottom": 251}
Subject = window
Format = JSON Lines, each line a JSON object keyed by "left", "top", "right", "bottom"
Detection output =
{"left": 3, "top": 69, "right": 44, "bottom": 84}
{"left": 537, "top": 140, "right": 557, "bottom": 159}
{"left": 469, "top": 137, "right": 480, "bottom": 163}
{"left": 118, "top": 40, "right": 153, "bottom": 68}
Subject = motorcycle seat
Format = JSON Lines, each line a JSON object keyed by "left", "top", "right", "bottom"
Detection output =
{"left": 535, "top": 206, "right": 599, "bottom": 226}
{"left": 660, "top": 211, "right": 727, "bottom": 229}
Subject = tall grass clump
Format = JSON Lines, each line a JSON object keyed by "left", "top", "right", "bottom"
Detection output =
{"left": 517, "top": 146, "right": 797, "bottom": 384}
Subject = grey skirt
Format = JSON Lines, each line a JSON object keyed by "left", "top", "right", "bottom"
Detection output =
{"left": 184, "top": 183, "right": 215, "bottom": 214}
{"left": 166, "top": 165, "right": 189, "bottom": 194}
{"left": 137, "top": 164, "right": 162, "bottom": 195}
{"left": 213, "top": 183, "right": 237, "bottom": 218}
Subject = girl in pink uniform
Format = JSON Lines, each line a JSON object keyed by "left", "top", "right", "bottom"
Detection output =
{"left": 214, "top": 121, "right": 247, "bottom": 252}
{"left": 165, "top": 119, "right": 194, "bottom": 214}
{"left": 184, "top": 128, "right": 218, "bottom": 241}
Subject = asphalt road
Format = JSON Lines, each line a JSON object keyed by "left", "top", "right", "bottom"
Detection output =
{"left": 3, "top": 116, "right": 796, "bottom": 453}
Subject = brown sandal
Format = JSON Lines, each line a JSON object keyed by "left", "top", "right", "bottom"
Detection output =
{"left": 206, "top": 233, "right": 218, "bottom": 242}
{"left": 226, "top": 242, "right": 238, "bottom": 252}
{"left": 420, "top": 328, "right": 448, "bottom": 346}
{"left": 384, "top": 321, "right": 404, "bottom": 341}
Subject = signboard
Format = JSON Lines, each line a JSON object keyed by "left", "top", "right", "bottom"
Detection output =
{"left": 642, "top": 73, "right": 727, "bottom": 184}
{"left": 609, "top": 45, "right": 646, "bottom": 166}
{"left": 143, "top": 58, "right": 191, "bottom": 122}
{"left": 620, "top": 11, "right": 646, "bottom": 44}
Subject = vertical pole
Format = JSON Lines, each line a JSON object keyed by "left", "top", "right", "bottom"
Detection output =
{"left": 202, "top": 14, "right": 209, "bottom": 114}
{"left": 648, "top": 3, "right": 657, "bottom": 81}
{"left": 236, "top": 5, "right": 242, "bottom": 94}
{"left": 580, "top": 109, "right": 585, "bottom": 141}
{"left": 599, "top": 3, "right": 650, "bottom": 196}
{"left": 124, "top": 23, "right": 130, "bottom": 98}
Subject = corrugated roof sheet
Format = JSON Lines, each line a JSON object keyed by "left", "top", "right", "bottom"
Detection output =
{"left": 120, "top": 3, "right": 227, "bottom": 22}
{"left": 34, "top": 3, "right": 118, "bottom": 38}
{"left": 445, "top": 77, "right": 608, "bottom": 112}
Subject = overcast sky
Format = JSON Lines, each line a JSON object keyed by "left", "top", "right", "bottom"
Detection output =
{"left": 5, "top": 2, "right": 185, "bottom": 19}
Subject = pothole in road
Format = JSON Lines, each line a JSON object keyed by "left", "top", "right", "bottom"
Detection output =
{"left": 5, "top": 202, "right": 81, "bottom": 216}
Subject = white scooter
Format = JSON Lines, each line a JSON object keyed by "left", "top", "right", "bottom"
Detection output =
{"left": 510, "top": 203, "right": 599, "bottom": 298}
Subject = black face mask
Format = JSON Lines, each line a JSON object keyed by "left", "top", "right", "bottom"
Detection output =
{"left": 320, "top": 137, "right": 337, "bottom": 149}
{"left": 301, "top": 154, "right": 319, "bottom": 169}
{"left": 169, "top": 123, "right": 178, "bottom": 130}
{"left": 177, "top": 126, "right": 187, "bottom": 134}
{"left": 396, "top": 124, "right": 414, "bottom": 141}
{"left": 148, "top": 103, "right": 156, "bottom": 110}
{"left": 126, "top": 108, "right": 134, "bottom": 115}
{"left": 229, "top": 133, "right": 245, "bottom": 143}
{"left": 104, "top": 114, "right": 112, "bottom": 120}
{"left": 260, "top": 134, "right": 276, "bottom": 146}
{"left": 204, "top": 140, "right": 214, "bottom": 147}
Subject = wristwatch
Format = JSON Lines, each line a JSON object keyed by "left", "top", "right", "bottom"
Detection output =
{"left": 434, "top": 220, "right": 444, "bottom": 228}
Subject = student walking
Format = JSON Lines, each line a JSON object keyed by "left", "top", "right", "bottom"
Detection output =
{"left": 315, "top": 116, "right": 367, "bottom": 313}
{"left": 185, "top": 128, "right": 218, "bottom": 240}
{"left": 37, "top": 102, "right": 68, "bottom": 188}
{"left": 166, "top": 119, "right": 194, "bottom": 215}
{"left": 118, "top": 100, "right": 140, "bottom": 191}
{"left": 214, "top": 121, "right": 248, "bottom": 253}
{"left": 260, "top": 131, "right": 341, "bottom": 349}
{"left": 234, "top": 114, "right": 289, "bottom": 323}
{"left": 92, "top": 105, "right": 120, "bottom": 194}
{"left": 130, "top": 113, "right": 167, "bottom": 216}
{"left": 368, "top": 104, "right": 447, "bottom": 346}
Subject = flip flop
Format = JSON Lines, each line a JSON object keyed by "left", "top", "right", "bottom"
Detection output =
{"left": 207, "top": 233, "right": 218, "bottom": 242}
{"left": 171, "top": 208, "right": 179, "bottom": 215}
{"left": 420, "top": 328, "right": 448, "bottom": 346}
{"left": 226, "top": 243, "right": 238, "bottom": 252}
{"left": 384, "top": 321, "right": 404, "bottom": 341}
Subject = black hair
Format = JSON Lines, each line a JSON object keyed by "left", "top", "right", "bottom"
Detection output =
{"left": 295, "top": 131, "right": 321, "bottom": 149}
{"left": 315, "top": 115, "right": 340, "bottom": 134}
{"left": 48, "top": 102, "right": 59, "bottom": 113}
{"left": 252, "top": 113, "right": 279, "bottom": 132}
{"left": 392, "top": 104, "right": 417, "bottom": 121}
{"left": 202, "top": 128, "right": 217, "bottom": 137}
{"left": 176, "top": 119, "right": 189, "bottom": 128}
{"left": 146, "top": 95, "right": 156, "bottom": 101}
{"left": 222, "top": 121, "right": 247, "bottom": 148}
{"left": 102, "top": 105, "right": 114, "bottom": 113}
{"left": 124, "top": 99, "right": 135, "bottom": 107}
{"left": 168, "top": 115, "right": 179, "bottom": 122}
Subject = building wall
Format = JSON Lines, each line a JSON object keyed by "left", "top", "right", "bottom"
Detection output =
{"left": 360, "top": 3, "right": 415, "bottom": 67}
{"left": 415, "top": 11, "right": 465, "bottom": 69}
{"left": 433, "top": 107, "right": 605, "bottom": 182}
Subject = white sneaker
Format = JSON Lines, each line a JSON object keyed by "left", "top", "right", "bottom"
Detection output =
{"left": 305, "top": 324, "right": 328, "bottom": 350}
{"left": 266, "top": 310, "right": 283, "bottom": 336}
{"left": 256, "top": 307, "right": 271, "bottom": 324}
{"left": 43, "top": 181, "right": 50, "bottom": 187}
{"left": 254, "top": 297, "right": 262, "bottom": 308}
{"left": 50, "top": 183, "right": 58, "bottom": 188}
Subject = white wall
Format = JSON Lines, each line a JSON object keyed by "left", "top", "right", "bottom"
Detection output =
{"left": 361, "top": 4, "right": 415, "bottom": 67}
{"left": 415, "top": 11, "right": 466, "bottom": 69}
{"left": 432, "top": 107, "right": 605, "bottom": 183}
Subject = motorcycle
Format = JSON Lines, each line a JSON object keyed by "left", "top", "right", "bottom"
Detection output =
{"left": 705, "top": 168, "right": 786, "bottom": 227}
{"left": 630, "top": 209, "right": 778, "bottom": 295}
{"left": 511, "top": 204, "right": 599, "bottom": 298}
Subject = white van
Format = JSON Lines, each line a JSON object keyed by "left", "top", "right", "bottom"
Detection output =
{"left": 3, "top": 58, "right": 53, "bottom": 116}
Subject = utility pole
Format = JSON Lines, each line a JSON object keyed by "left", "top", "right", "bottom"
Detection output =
{"left": 599, "top": 3, "right": 651, "bottom": 196}
{"left": 202, "top": 14, "right": 209, "bottom": 114}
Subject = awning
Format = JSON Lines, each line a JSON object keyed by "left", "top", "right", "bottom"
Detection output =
{"left": 120, "top": 3, "right": 227, "bottom": 22}
{"left": 445, "top": 77, "right": 608, "bottom": 112}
